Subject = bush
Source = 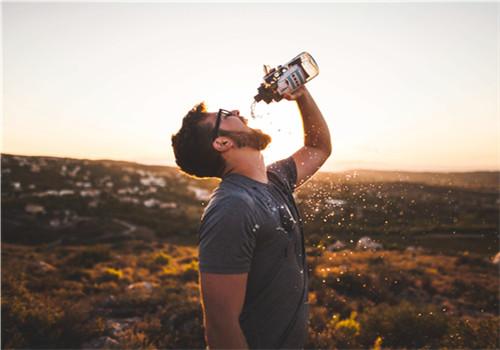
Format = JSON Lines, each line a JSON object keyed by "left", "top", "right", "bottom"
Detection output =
{"left": 152, "top": 251, "right": 172, "bottom": 266}
{"left": 180, "top": 260, "right": 199, "bottom": 282}
{"left": 155, "top": 298, "right": 205, "bottom": 349}
{"left": 359, "top": 300, "right": 449, "bottom": 349}
{"left": 306, "top": 310, "right": 362, "bottom": 349}
{"left": 454, "top": 252, "right": 492, "bottom": 269}
{"left": 1, "top": 278, "right": 105, "bottom": 349}
{"left": 333, "top": 311, "right": 361, "bottom": 348}
{"left": 65, "top": 247, "right": 112, "bottom": 268}
{"left": 97, "top": 267, "right": 123, "bottom": 283}
{"left": 61, "top": 268, "right": 92, "bottom": 282}
{"left": 116, "top": 328, "right": 157, "bottom": 350}
{"left": 326, "top": 271, "right": 374, "bottom": 299}
{"left": 105, "top": 292, "right": 162, "bottom": 318}
{"left": 441, "top": 316, "right": 500, "bottom": 349}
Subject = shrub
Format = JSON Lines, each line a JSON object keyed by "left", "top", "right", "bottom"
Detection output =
{"left": 152, "top": 251, "right": 172, "bottom": 266}
{"left": 454, "top": 252, "right": 492, "bottom": 269}
{"left": 116, "top": 328, "right": 157, "bottom": 350}
{"left": 155, "top": 298, "right": 205, "bottom": 349}
{"left": 180, "top": 260, "right": 199, "bottom": 282}
{"left": 359, "top": 300, "right": 449, "bottom": 349}
{"left": 326, "top": 271, "right": 375, "bottom": 299}
{"left": 1, "top": 278, "right": 105, "bottom": 349}
{"left": 333, "top": 311, "right": 362, "bottom": 348}
{"left": 367, "top": 256, "right": 386, "bottom": 266}
{"left": 61, "top": 268, "right": 92, "bottom": 282}
{"left": 97, "top": 267, "right": 123, "bottom": 283}
{"left": 441, "top": 316, "right": 500, "bottom": 349}
{"left": 105, "top": 293, "right": 160, "bottom": 318}
{"left": 65, "top": 247, "right": 112, "bottom": 268}
{"left": 372, "top": 336, "right": 383, "bottom": 350}
{"left": 307, "top": 310, "right": 362, "bottom": 349}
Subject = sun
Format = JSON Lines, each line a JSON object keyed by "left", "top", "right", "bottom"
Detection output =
{"left": 244, "top": 103, "right": 304, "bottom": 165}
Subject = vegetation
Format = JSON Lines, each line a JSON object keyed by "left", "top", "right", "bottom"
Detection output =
{"left": 2, "top": 154, "right": 499, "bottom": 349}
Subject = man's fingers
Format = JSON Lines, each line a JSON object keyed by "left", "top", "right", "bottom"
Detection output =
{"left": 283, "top": 87, "right": 306, "bottom": 101}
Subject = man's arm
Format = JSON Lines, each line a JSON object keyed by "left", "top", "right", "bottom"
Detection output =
{"left": 283, "top": 86, "right": 332, "bottom": 188}
{"left": 199, "top": 272, "right": 249, "bottom": 349}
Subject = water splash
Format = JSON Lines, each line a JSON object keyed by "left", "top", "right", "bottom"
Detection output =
{"left": 250, "top": 100, "right": 266, "bottom": 119}
{"left": 250, "top": 100, "right": 258, "bottom": 119}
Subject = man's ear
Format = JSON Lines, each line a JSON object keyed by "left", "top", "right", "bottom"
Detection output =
{"left": 212, "top": 137, "right": 233, "bottom": 152}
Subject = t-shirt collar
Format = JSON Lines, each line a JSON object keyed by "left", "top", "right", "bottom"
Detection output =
{"left": 222, "top": 172, "right": 270, "bottom": 187}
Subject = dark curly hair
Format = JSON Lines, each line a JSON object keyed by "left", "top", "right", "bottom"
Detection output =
{"left": 171, "top": 102, "right": 226, "bottom": 178}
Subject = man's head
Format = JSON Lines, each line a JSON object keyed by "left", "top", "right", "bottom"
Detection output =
{"left": 171, "top": 102, "right": 272, "bottom": 179}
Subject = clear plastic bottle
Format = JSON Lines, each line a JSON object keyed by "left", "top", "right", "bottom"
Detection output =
{"left": 254, "top": 52, "right": 319, "bottom": 104}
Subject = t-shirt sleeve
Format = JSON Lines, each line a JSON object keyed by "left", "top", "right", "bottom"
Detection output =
{"left": 198, "top": 196, "right": 257, "bottom": 274}
{"left": 267, "top": 156, "right": 298, "bottom": 193}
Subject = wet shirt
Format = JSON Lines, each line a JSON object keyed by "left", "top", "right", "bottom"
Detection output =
{"left": 198, "top": 156, "right": 309, "bottom": 349}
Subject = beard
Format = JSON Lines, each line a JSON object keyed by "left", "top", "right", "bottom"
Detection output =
{"left": 219, "top": 128, "right": 272, "bottom": 151}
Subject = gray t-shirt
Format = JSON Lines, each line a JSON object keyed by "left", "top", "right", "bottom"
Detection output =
{"left": 198, "top": 156, "right": 309, "bottom": 349}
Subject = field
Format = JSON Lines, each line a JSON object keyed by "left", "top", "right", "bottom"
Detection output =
{"left": 1, "top": 154, "right": 499, "bottom": 349}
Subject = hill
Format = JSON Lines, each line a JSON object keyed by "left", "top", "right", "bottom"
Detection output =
{"left": 1, "top": 153, "right": 499, "bottom": 349}
{"left": 1, "top": 153, "right": 218, "bottom": 245}
{"left": 322, "top": 169, "right": 499, "bottom": 191}
{"left": 2, "top": 154, "right": 498, "bottom": 255}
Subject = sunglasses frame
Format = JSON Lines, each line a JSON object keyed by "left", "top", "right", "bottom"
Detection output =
{"left": 278, "top": 203, "right": 297, "bottom": 234}
{"left": 212, "top": 109, "right": 233, "bottom": 141}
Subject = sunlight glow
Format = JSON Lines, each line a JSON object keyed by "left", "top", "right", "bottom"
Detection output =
{"left": 3, "top": 3, "right": 498, "bottom": 171}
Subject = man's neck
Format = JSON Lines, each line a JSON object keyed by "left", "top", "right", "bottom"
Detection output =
{"left": 223, "top": 151, "right": 268, "bottom": 184}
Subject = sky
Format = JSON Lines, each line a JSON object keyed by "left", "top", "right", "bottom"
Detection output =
{"left": 2, "top": 2, "right": 499, "bottom": 172}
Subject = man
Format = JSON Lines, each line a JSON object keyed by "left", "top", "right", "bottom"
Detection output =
{"left": 171, "top": 86, "right": 331, "bottom": 349}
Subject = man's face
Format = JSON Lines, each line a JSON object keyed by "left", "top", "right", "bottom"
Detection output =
{"left": 203, "top": 110, "right": 272, "bottom": 150}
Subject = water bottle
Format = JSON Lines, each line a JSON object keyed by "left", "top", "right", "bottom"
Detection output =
{"left": 254, "top": 52, "right": 319, "bottom": 104}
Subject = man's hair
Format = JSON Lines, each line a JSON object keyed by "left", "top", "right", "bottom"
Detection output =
{"left": 171, "top": 102, "right": 226, "bottom": 178}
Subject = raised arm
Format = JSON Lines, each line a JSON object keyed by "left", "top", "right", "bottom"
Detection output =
{"left": 199, "top": 272, "right": 250, "bottom": 349}
{"left": 283, "top": 86, "right": 332, "bottom": 188}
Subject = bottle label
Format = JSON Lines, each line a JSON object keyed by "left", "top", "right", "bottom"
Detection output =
{"left": 277, "top": 65, "right": 306, "bottom": 95}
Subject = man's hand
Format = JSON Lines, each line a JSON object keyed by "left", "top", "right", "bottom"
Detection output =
{"left": 282, "top": 86, "right": 308, "bottom": 101}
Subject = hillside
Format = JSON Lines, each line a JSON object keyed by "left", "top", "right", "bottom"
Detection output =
{"left": 1, "top": 154, "right": 499, "bottom": 349}
{"left": 319, "top": 169, "right": 499, "bottom": 191}
{"left": 2, "top": 153, "right": 498, "bottom": 253}
{"left": 1, "top": 154, "right": 219, "bottom": 246}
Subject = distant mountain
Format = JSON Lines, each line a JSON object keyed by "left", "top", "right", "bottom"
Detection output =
{"left": 316, "top": 169, "right": 499, "bottom": 191}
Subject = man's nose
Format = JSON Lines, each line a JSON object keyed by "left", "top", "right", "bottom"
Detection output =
{"left": 231, "top": 110, "right": 240, "bottom": 116}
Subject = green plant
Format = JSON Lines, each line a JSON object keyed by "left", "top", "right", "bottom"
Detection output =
{"left": 441, "top": 316, "right": 500, "bottom": 349}
{"left": 66, "top": 247, "right": 112, "bottom": 268}
{"left": 97, "top": 267, "right": 123, "bottom": 283}
{"left": 1, "top": 278, "right": 105, "bottom": 349}
{"left": 359, "top": 300, "right": 449, "bottom": 349}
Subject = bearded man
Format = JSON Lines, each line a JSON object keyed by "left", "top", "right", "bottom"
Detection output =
{"left": 171, "top": 86, "right": 331, "bottom": 349}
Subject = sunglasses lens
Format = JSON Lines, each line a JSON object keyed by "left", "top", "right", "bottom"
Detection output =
{"left": 279, "top": 205, "right": 296, "bottom": 232}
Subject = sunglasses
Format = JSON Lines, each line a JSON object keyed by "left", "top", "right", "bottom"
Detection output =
{"left": 278, "top": 203, "right": 297, "bottom": 234}
{"left": 212, "top": 109, "right": 233, "bottom": 141}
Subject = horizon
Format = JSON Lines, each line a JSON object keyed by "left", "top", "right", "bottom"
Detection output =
{"left": 3, "top": 152, "right": 499, "bottom": 175}
{"left": 3, "top": 3, "right": 499, "bottom": 172}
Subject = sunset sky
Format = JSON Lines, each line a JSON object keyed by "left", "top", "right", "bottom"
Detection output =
{"left": 3, "top": 2, "right": 498, "bottom": 172}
